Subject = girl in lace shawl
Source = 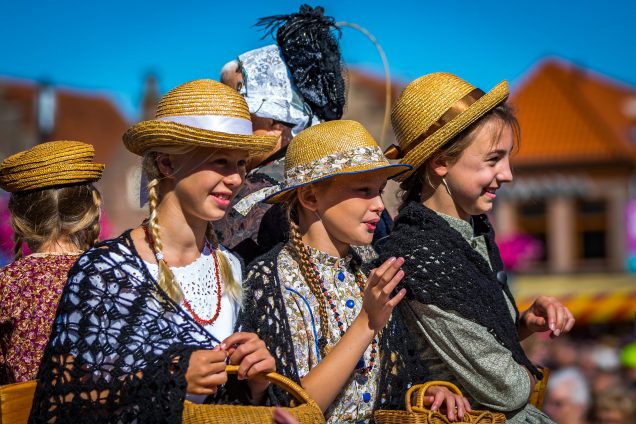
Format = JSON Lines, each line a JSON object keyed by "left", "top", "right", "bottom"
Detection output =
{"left": 237, "top": 120, "right": 470, "bottom": 423}
{"left": 377, "top": 72, "right": 577, "bottom": 423}
{"left": 0, "top": 141, "right": 103, "bottom": 384}
{"left": 29, "top": 80, "right": 280, "bottom": 423}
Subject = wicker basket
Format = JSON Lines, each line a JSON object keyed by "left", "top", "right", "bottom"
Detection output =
{"left": 183, "top": 365, "right": 324, "bottom": 424}
{"left": 374, "top": 381, "right": 506, "bottom": 424}
{"left": 0, "top": 380, "right": 37, "bottom": 424}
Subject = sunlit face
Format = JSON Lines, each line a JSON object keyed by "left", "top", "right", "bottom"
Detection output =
{"left": 311, "top": 172, "right": 388, "bottom": 247}
{"left": 249, "top": 115, "right": 294, "bottom": 169}
{"left": 167, "top": 147, "right": 247, "bottom": 222}
{"left": 442, "top": 121, "right": 514, "bottom": 219}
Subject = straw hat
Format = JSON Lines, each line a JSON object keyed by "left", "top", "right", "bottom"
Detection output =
{"left": 387, "top": 72, "right": 509, "bottom": 182}
{"left": 264, "top": 120, "right": 411, "bottom": 203}
{"left": 0, "top": 140, "right": 104, "bottom": 193}
{"left": 123, "top": 79, "right": 278, "bottom": 156}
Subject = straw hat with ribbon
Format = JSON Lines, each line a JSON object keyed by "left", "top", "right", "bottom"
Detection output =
{"left": 250, "top": 120, "right": 411, "bottom": 206}
{"left": 0, "top": 140, "right": 104, "bottom": 193}
{"left": 386, "top": 72, "right": 509, "bottom": 182}
{"left": 123, "top": 79, "right": 278, "bottom": 156}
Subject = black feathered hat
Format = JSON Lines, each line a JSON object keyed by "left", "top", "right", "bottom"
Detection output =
{"left": 256, "top": 4, "right": 346, "bottom": 122}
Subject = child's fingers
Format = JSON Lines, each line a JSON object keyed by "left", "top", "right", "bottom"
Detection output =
{"left": 379, "top": 269, "right": 405, "bottom": 297}
{"left": 385, "top": 288, "right": 407, "bottom": 309}
{"left": 373, "top": 258, "right": 404, "bottom": 292}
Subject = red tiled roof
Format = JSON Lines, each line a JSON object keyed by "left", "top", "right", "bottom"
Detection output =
{"left": 2, "top": 79, "right": 128, "bottom": 163}
{"left": 510, "top": 58, "right": 636, "bottom": 167}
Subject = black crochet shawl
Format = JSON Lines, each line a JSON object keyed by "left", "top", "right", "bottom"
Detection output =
{"left": 29, "top": 231, "right": 247, "bottom": 423}
{"left": 235, "top": 244, "right": 302, "bottom": 406}
{"left": 376, "top": 202, "right": 541, "bottom": 409}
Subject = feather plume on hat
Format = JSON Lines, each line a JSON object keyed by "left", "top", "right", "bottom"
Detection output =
{"left": 256, "top": 4, "right": 346, "bottom": 122}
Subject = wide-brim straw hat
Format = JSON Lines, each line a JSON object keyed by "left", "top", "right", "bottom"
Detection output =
{"left": 264, "top": 120, "right": 411, "bottom": 203}
{"left": 388, "top": 72, "right": 509, "bottom": 182}
{"left": 0, "top": 140, "right": 104, "bottom": 193}
{"left": 123, "top": 79, "right": 278, "bottom": 156}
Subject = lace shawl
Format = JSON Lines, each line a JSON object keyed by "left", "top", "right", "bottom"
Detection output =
{"left": 235, "top": 244, "right": 299, "bottom": 406}
{"left": 376, "top": 202, "right": 542, "bottom": 409}
{"left": 29, "top": 231, "right": 239, "bottom": 423}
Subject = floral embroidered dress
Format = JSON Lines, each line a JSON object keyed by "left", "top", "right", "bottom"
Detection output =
{"left": 0, "top": 253, "right": 80, "bottom": 383}
{"left": 239, "top": 244, "right": 378, "bottom": 423}
{"left": 279, "top": 246, "right": 378, "bottom": 423}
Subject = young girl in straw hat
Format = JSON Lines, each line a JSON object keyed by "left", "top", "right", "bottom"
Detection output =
{"left": 238, "top": 119, "right": 470, "bottom": 423}
{"left": 377, "top": 72, "right": 576, "bottom": 423}
{"left": 30, "top": 80, "right": 279, "bottom": 423}
{"left": 0, "top": 140, "right": 103, "bottom": 384}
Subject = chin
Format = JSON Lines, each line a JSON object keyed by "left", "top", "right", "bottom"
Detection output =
{"left": 347, "top": 233, "right": 374, "bottom": 247}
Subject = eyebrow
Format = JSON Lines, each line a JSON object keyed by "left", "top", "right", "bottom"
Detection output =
{"left": 488, "top": 148, "right": 510, "bottom": 156}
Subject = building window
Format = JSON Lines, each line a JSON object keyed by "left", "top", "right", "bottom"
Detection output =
{"left": 516, "top": 200, "right": 548, "bottom": 262}
{"left": 576, "top": 199, "right": 607, "bottom": 261}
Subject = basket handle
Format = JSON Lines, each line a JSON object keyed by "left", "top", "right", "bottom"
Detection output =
{"left": 405, "top": 380, "right": 464, "bottom": 412}
{"left": 225, "top": 365, "right": 313, "bottom": 406}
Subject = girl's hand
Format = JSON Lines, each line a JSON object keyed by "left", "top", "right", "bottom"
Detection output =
{"left": 422, "top": 385, "right": 472, "bottom": 422}
{"left": 519, "top": 296, "right": 575, "bottom": 340}
{"left": 221, "top": 332, "right": 276, "bottom": 403}
{"left": 185, "top": 347, "right": 228, "bottom": 395}
{"left": 272, "top": 408, "right": 299, "bottom": 424}
{"left": 362, "top": 257, "right": 407, "bottom": 332}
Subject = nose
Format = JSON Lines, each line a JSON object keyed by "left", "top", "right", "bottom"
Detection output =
{"left": 223, "top": 167, "right": 244, "bottom": 189}
{"left": 497, "top": 157, "right": 513, "bottom": 183}
{"left": 371, "top": 194, "right": 385, "bottom": 215}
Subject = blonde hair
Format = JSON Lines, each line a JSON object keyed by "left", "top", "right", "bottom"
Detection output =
{"left": 8, "top": 183, "right": 102, "bottom": 260}
{"left": 141, "top": 149, "right": 242, "bottom": 304}
{"left": 285, "top": 192, "right": 366, "bottom": 360}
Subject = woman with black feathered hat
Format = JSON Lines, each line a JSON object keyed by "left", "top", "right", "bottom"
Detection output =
{"left": 217, "top": 5, "right": 392, "bottom": 265}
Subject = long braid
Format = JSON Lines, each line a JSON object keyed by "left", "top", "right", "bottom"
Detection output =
{"left": 205, "top": 222, "right": 242, "bottom": 303}
{"left": 84, "top": 188, "right": 102, "bottom": 250}
{"left": 147, "top": 177, "right": 183, "bottom": 303}
{"left": 288, "top": 218, "right": 332, "bottom": 358}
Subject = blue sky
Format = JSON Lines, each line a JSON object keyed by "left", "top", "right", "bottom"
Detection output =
{"left": 1, "top": 0, "right": 633, "bottom": 119}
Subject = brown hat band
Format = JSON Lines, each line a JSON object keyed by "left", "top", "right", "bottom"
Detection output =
{"left": 385, "top": 87, "right": 486, "bottom": 159}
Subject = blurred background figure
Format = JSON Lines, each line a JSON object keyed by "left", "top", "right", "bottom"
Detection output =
{"left": 0, "top": 140, "right": 103, "bottom": 384}
{"left": 590, "top": 387, "right": 635, "bottom": 424}
{"left": 544, "top": 367, "right": 590, "bottom": 424}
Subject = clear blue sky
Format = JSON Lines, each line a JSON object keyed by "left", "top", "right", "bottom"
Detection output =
{"left": 1, "top": 0, "right": 633, "bottom": 119}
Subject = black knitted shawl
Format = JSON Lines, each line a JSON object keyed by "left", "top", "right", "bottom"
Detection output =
{"left": 235, "top": 244, "right": 301, "bottom": 406}
{"left": 376, "top": 202, "right": 541, "bottom": 409}
{"left": 29, "top": 231, "right": 248, "bottom": 423}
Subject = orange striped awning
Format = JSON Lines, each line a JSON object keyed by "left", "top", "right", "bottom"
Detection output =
{"left": 513, "top": 274, "right": 636, "bottom": 325}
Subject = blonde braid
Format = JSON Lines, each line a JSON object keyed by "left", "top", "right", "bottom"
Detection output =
{"left": 288, "top": 218, "right": 332, "bottom": 358}
{"left": 205, "top": 222, "right": 241, "bottom": 303}
{"left": 147, "top": 177, "right": 183, "bottom": 303}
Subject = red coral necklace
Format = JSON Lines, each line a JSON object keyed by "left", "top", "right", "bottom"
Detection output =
{"left": 143, "top": 225, "right": 222, "bottom": 326}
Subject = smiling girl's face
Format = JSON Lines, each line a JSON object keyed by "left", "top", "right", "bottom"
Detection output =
{"left": 441, "top": 120, "right": 514, "bottom": 220}
{"left": 305, "top": 171, "right": 389, "bottom": 251}
{"left": 166, "top": 147, "right": 248, "bottom": 223}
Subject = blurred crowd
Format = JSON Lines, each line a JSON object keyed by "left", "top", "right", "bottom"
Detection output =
{"left": 524, "top": 324, "right": 636, "bottom": 424}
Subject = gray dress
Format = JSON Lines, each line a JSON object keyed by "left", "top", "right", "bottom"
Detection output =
{"left": 406, "top": 213, "right": 554, "bottom": 424}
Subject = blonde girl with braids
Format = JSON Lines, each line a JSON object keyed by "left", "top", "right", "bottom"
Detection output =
{"left": 0, "top": 140, "right": 104, "bottom": 384}
{"left": 29, "top": 80, "right": 280, "bottom": 423}
{"left": 238, "top": 120, "right": 470, "bottom": 423}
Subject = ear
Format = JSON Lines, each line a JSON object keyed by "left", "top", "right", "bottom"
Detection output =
{"left": 296, "top": 185, "right": 320, "bottom": 212}
{"left": 155, "top": 153, "right": 174, "bottom": 177}
{"left": 429, "top": 153, "right": 449, "bottom": 178}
